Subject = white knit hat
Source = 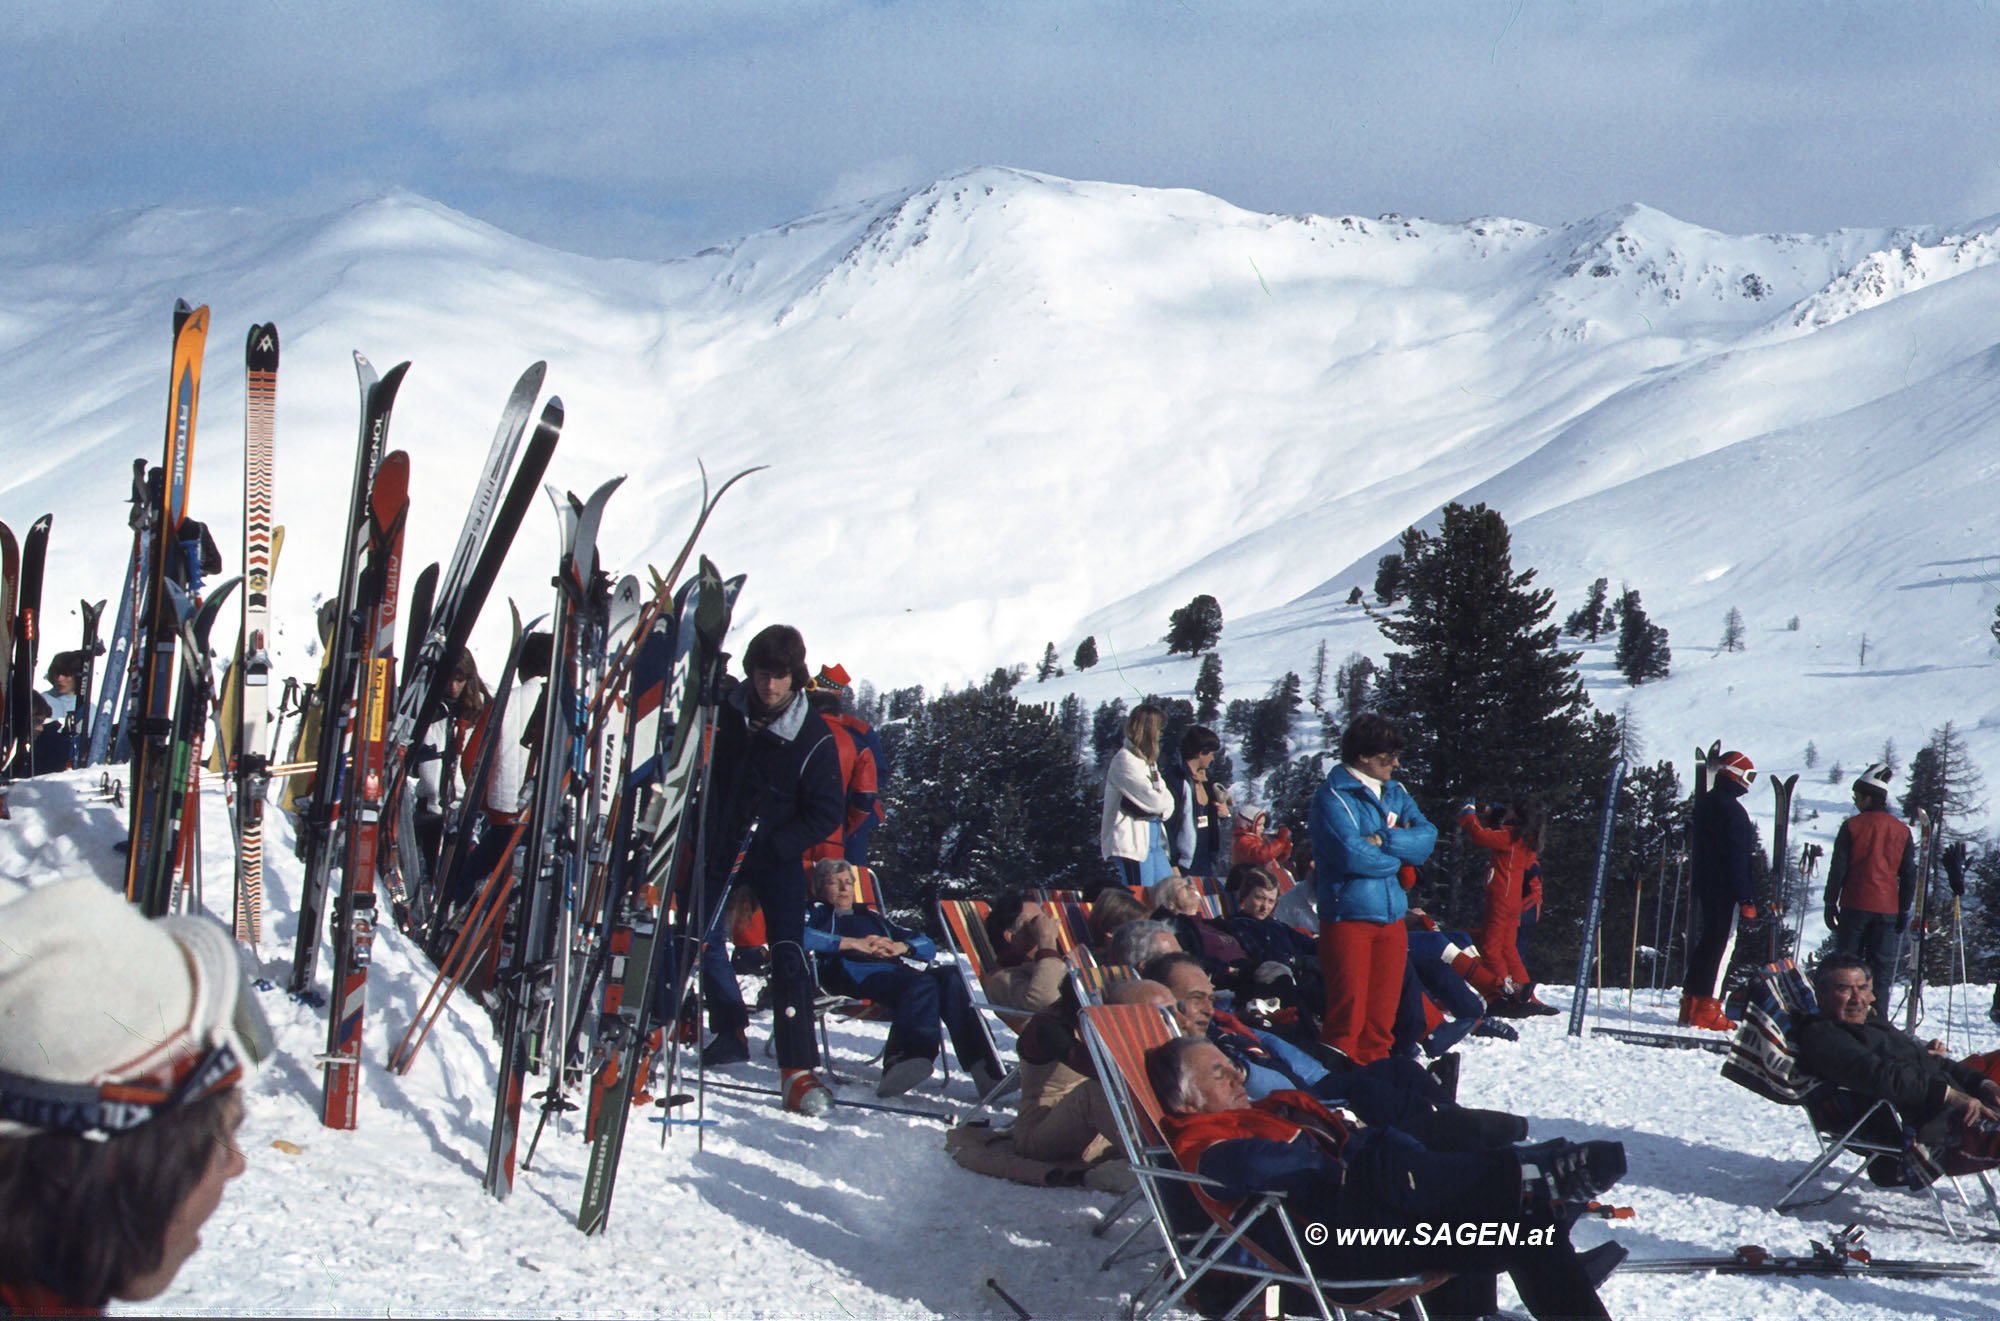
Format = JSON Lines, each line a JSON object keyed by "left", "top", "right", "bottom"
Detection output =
{"left": 0, "top": 877, "right": 272, "bottom": 1138}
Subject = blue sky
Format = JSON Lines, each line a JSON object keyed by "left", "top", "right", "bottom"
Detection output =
{"left": 10, "top": 1, "right": 2000, "bottom": 258}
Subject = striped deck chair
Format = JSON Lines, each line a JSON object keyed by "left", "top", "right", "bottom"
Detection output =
{"left": 1066, "top": 948, "right": 1140, "bottom": 1005}
{"left": 934, "top": 898, "right": 1032, "bottom": 1107}
{"left": 1720, "top": 959, "right": 1998, "bottom": 1238}
{"left": 1080, "top": 1003, "right": 1440, "bottom": 1321}
{"left": 1189, "top": 875, "right": 1234, "bottom": 919}
{"left": 1037, "top": 888, "right": 1095, "bottom": 956}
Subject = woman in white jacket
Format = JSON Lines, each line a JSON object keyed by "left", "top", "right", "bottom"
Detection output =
{"left": 1100, "top": 703, "right": 1176, "bottom": 887}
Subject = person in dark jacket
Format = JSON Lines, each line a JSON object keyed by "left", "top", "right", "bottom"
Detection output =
{"left": 1795, "top": 955, "right": 2000, "bottom": 1172}
{"left": 1162, "top": 725, "right": 1229, "bottom": 878}
{"left": 1147, "top": 1036, "right": 1623, "bottom": 1321}
{"left": 1221, "top": 863, "right": 1324, "bottom": 1033}
{"left": 1823, "top": 764, "right": 1916, "bottom": 1017}
{"left": 803, "top": 859, "right": 1004, "bottom": 1099}
{"left": 694, "top": 624, "right": 847, "bottom": 1116}
{"left": 1684, "top": 750, "right": 1760, "bottom": 1031}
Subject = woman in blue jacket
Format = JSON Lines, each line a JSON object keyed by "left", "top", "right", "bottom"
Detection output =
{"left": 1308, "top": 714, "right": 1437, "bottom": 1064}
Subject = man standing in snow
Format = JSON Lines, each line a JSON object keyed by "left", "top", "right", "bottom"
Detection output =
{"left": 1683, "top": 749, "right": 1758, "bottom": 1032}
{"left": 1822, "top": 763, "right": 1916, "bottom": 1018}
{"left": 696, "top": 624, "right": 845, "bottom": 1116}
{"left": 1308, "top": 714, "right": 1436, "bottom": 1064}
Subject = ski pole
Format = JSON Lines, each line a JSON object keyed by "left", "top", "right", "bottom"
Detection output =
{"left": 1627, "top": 874, "right": 1642, "bottom": 1014}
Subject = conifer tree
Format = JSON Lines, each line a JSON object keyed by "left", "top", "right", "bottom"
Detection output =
{"left": 1613, "top": 587, "right": 1671, "bottom": 685}
{"left": 1371, "top": 502, "right": 1616, "bottom": 918}
{"left": 1090, "top": 698, "right": 1127, "bottom": 775}
{"left": 1146, "top": 694, "right": 1197, "bottom": 775}
{"left": 1241, "top": 672, "right": 1303, "bottom": 778}
{"left": 1036, "top": 642, "right": 1062, "bottom": 682}
{"left": 1335, "top": 653, "right": 1376, "bottom": 724}
{"left": 1165, "top": 595, "right": 1224, "bottom": 655}
{"left": 1373, "top": 554, "right": 1405, "bottom": 604}
{"left": 1194, "top": 652, "right": 1224, "bottom": 724}
{"left": 1899, "top": 721, "right": 1986, "bottom": 834}
{"left": 1308, "top": 639, "right": 1329, "bottom": 713}
{"left": 874, "top": 688, "right": 1097, "bottom": 901}
{"left": 1720, "top": 607, "right": 1745, "bottom": 653}
{"left": 1564, "top": 578, "right": 1611, "bottom": 640}
{"left": 1073, "top": 636, "right": 1099, "bottom": 670}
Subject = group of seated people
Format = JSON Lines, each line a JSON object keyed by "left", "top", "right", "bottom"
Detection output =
{"left": 961, "top": 885, "right": 1630, "bottom": 1319}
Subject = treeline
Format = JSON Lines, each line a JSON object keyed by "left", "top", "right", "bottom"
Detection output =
{"left": 862, "top": 501, "right": 1996, "bottom": 996}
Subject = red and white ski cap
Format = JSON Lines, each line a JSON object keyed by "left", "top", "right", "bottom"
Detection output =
{"left": 0, "top": 877, "right": 271, "bottom": 1138}
{"left": 1716, "top": 750, "right": 1757, "bottom": 790}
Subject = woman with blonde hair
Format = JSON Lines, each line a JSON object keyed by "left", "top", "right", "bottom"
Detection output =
{"left": 1100, "top": 703, "right": 1175, "bottom": 889}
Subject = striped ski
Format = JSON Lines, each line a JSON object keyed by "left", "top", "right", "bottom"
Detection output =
{"left": 233, "top": 322, "right": 279, "bottom": 943}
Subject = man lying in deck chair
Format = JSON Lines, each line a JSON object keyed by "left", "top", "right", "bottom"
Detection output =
{"left": 1797, "top": 954, "right": 2000, "bottom": 1173}
{"left": 1148, "top": 1036, "right": 1624, "bottom": 1320}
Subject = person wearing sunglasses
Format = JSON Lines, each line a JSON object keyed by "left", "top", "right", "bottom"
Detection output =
{"left": 0, "top": 877, "right": 271, "bottom": 1314}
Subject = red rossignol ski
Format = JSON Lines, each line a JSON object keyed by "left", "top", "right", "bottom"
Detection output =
{"left": 321, "top": 451, "right": 410, "bottom": 1130}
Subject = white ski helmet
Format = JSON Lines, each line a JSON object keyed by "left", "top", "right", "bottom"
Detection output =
{"left": 1854, "top": 763, "right": 1894, "bottom": 796}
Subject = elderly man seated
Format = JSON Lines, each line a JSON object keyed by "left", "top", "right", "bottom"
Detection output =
{"left": 1144, "top": 952, "right": 1520, "bottom": 1149}
{"left": 1146, "top": 1035, "right": 1624, "bottom": 1320}
{"left": 804, "top": 859, "right": 1005, "bottom": 1099}
{"left": 1796, "top": 954, "right": 2000, "bottom": 1173}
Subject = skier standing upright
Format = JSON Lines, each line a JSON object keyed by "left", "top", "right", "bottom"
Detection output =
{"left": 1822, "top": 763, "right": 1915, "bottom": 1018}
{"left": 1684, "top": 749, "right": 1759, "bottom": 1031}
{"left": 696, "top": 624, "right": 844, "bottom": 1115}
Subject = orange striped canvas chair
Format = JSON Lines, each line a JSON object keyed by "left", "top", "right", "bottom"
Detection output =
{"left": 933, "top": 897, "right": 1032, "bottom": 1107}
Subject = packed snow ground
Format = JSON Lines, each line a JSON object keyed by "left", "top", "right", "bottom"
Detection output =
{"left": 4, "top": 772, "right": 1999, "bottom": 1319}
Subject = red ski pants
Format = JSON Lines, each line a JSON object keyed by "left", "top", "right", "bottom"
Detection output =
{"left": 1318, "top": 918, "right": 1407, "bottom": 1065}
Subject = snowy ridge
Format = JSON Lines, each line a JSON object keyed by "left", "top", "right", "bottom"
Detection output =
{"left": 3, "top": 168, "right": 1999, "bottom": 848}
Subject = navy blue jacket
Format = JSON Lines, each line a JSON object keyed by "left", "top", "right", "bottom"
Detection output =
{"left": 1693, "top": 780, "right": 1757, "bottom": 906}
{"left": 704, "top": 683, "right": 845, "bottom": 890}
{"left": 804, "top": 902, "right": 937, "bottom": 986}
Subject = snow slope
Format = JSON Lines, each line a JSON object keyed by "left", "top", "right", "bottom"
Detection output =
{"left": 4, "top": 170, "right": 1998, "bottom": 861}
{"left": 3, "top": 773, "right": 1997, "bottom": 1319}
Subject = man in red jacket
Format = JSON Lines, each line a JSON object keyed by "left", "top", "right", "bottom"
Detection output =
{"left": 1823, "top": 764, "right": 1916, "bottom": 1019}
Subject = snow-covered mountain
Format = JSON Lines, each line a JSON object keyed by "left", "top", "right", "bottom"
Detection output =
{"left": 4, "top": 166, "right": 1998, "bottom": 836}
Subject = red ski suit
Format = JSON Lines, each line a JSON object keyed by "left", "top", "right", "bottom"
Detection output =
{"left": 1460, "top": 809, "right": 1540, "bottom": 992}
